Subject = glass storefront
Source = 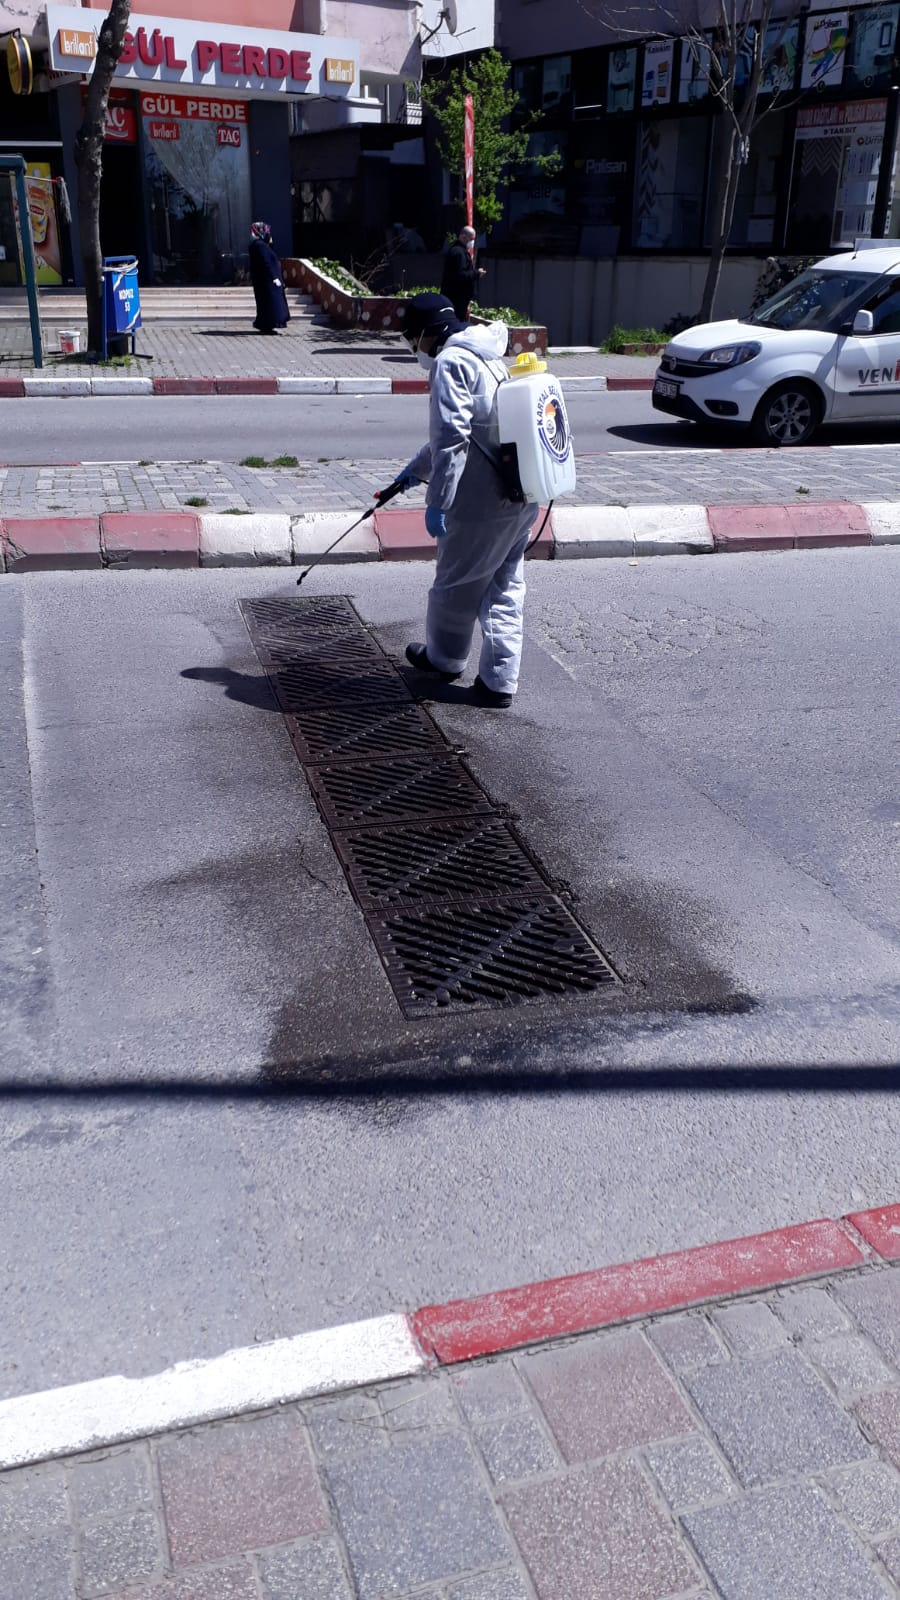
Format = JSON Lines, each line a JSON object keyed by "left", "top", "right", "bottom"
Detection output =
{"left": 504, "top": 0, "right": 900, "bottom": 258}
{"left": 142, "top": 93, "right": 252, "bottom": 283}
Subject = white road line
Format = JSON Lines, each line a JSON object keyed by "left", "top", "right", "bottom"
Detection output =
{"left": 0, "top": 1314, "right": 424, "bottom": 1470}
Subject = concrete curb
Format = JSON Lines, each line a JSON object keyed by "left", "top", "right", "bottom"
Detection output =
{"left": 2, "top": 501, "right": 898, "bottom": 573}
{"left": 2, "top": 1202, "right": 899, "bottom": 1471}
{"left": 0, "top": 374, "right": 638, "bottom": 398}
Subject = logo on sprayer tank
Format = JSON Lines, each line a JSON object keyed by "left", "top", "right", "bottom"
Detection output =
{"left": 536, "top": 385, "right": 571, "bottom": 462}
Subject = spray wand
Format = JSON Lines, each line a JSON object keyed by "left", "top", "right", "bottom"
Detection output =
{"left": 296, "top": 478, "right": 408, "bottom": 586}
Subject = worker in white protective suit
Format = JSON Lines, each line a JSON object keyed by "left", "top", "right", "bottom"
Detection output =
{"left": 377, "top": 293, "right": 539, "bottom": 709}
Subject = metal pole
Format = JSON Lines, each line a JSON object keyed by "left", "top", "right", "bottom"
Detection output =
{"left": 0, "top": 156, "right": 43, "bottom": 368}
{"left": 873, "top": 85, "right": 900, "bottom": 238}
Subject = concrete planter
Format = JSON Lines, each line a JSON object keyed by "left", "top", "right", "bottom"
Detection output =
{"left": 281, "top": 258, "right": 548, "bottom": 354}
{"left": 618, "top": 341, "right": 666, "bottom": 356}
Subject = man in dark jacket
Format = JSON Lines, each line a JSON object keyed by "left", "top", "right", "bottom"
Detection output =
{"left": 440, "top": 226, "right": 486, "bottom": 322}
{"left": 248, "top": 222, "right": 290, "bottom": 334}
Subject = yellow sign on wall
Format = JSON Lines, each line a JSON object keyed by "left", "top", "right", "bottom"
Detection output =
{"left": 325, "top": 57, "right": 355, "bottom": 85}
{"left": 57, "top": 27, "right": 98, "bottom": 61}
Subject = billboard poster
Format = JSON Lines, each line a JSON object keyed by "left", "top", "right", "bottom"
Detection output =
{"left": 642, "top": 39, "right": 675, "bottom": 107}
{"left": 464, "top": 92, "right": 474, "bottom": 235}
{"left": 845, "top": 4, "right": 899, "bottom": 91}
{"left": 679, "top": 35, "right": 712, "bottom": 103}
{"left": 801, "top": 11, "right": 849, "bottom": 89}
{"left": 14, "top": 162, "right": 62, "bottom": 285}
{"left": 762, "top": 18, "right": 800, "bottom": 92}
{"left": 607, "top": 46, "right": 637, "bottom": 113}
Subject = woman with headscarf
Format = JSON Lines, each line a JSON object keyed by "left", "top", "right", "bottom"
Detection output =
{"left": 248, "top": 222, "right": 290, "bottom": 334}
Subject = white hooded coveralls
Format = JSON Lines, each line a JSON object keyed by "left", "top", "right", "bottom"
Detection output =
{"left": 404, "top": 322, "right": 539, "bottom": 696}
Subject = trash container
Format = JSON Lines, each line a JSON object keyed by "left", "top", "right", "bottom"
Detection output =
{"left": 102, "top": 255, "right": 141, "bottom": 360}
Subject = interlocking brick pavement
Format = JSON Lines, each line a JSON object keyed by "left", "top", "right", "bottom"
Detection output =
{"left": 0, "top": 317, "right": 634, "bottom": 381}
{"left": 3, "top": 442, "right": 900, "bottom": 520}
{"left": 7, "top": 1261, "right": 900, "bottom": 1597}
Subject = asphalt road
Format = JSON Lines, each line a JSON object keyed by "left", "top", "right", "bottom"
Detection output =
{"left": 6, "top": 392, "right": 900, "bottom": 465}
{"left": 1, "top": 552, "right": 899, "bottom": 1400}
{"left": 0, "top": 391, "right": 725, "bottom": 463}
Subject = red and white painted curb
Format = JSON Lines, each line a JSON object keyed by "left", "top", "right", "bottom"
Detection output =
{"left": 0, "top": 373, "right": 621, "bottom": 399}
{"left": 2, "top": 500, "right": 899, "bottom": 574}
{"left": 3, "top": 1203, "right": 900, "bottom": 1472}
{"left": 0, "top": 372, "right": 624, "bottom": 398}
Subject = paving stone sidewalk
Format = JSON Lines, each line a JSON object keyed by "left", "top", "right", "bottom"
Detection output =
{"left": 8, "top": 1261, "right": 900, "bottom": 1598}
{"left": 3, "top": 442, "right": 900, "bottom": 518}
{"left": 0, "top": 318, "right": 640, "bottom": 381}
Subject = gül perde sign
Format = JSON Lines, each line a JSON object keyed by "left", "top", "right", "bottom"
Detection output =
{"left": 41, "top": 5, "right": 359, "bottom": 99}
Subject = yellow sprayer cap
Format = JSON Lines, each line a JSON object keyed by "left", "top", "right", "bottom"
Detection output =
{"left": 509, "top": 351, "right": 547, "bottom": 377}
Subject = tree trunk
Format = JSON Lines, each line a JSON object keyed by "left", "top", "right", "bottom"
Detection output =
{"left": 73, "top": 1, "right": 131, "bottom": 354}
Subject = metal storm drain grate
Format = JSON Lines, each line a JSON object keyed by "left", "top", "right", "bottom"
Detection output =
{"left": 371, "top": 898, "right": 615, "bottom": 1016}
{"left": 286, "top": 703, "right": 445, "bottom": 766}
{"left": 271, "top": 659, "right": 410, "bottom": 711}
{"left": 241, "top": 597, "right": 618, "bottom": 1016}
{"left": 334, "top": 816, "right": 548, "bottom": 908}
{"left": 308, "top": 756, "right": 491, "bottom": 831}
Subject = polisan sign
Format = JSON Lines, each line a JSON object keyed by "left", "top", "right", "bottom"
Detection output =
{"left": 43, "top": 5, "right": 359, "bottom": 98}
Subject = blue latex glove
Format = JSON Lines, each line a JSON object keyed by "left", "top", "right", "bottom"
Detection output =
{"left": 425, "top": 506, "right": 448, "bottom": 540}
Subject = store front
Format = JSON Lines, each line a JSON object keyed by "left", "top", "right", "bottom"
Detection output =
{"left": 34, "top": 4, "right": 360, "bottom": 283}
{"left": 501, "top": 2, "right": 900, "bottom": 261}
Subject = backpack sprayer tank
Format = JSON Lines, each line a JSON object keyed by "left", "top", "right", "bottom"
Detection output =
{"left": 495, "top": 353, "right": 577, "bottom": 503}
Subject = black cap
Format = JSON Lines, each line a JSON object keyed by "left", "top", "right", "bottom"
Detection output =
{"left": 399, "top": 292, "right": 465, "bottom": 350}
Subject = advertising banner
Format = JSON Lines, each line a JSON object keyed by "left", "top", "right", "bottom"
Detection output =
{"left": 801, "top": 12, "right": 849, "bottom": 89}
{"left": 14, "top": 162, "right": 62, "bottom": 285}
{"left": 464, "top": 92, "right": 474, "bottom": 236}
{"left": 642, "top": 39, "right": 675, "bottom": 107}
{"left": 845, "top": 4, "right": 899, "bottom": 91}
{"left": 607, "top": 47, "right": 637, "bottom": 113}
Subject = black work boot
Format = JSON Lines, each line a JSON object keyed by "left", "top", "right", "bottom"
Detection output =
{"left": 405, "top": 643, "right": 461, "bottom": 682}
{"left": 473, "top": 674, "right": 513, "bottom": 709}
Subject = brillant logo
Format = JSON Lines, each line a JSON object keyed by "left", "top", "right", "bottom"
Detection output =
{"left": 536, "top": 386, "right": 571, "bottom": 461}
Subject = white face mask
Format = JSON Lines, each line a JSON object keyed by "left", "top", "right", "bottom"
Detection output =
{"left": 416, "top": 348, "right": 435, "bottom": 373}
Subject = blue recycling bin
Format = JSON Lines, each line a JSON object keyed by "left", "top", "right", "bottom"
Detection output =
{"left": 102, "top": 256, "right": 142, "bottom": 360}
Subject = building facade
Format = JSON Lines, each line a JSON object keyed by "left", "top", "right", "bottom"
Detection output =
{"left": 0, "top": 0, "right": 421, "bottom": 285}
{"left": 495, "top": 0, "right": 900, "bottom": 266}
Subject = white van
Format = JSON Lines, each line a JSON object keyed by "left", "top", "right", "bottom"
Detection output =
{"left": 652, "top": 242, "right": 900, "bottom": 446}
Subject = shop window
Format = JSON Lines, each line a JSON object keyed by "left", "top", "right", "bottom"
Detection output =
{"left": 513, "top": 62, "right": 541, "bottom": 117}
{"left": 633, "top": 117, "right": 708, "bottom": 247}
{"left": 542, "top": 56, "right": 572, "bottom": 114}
{"left": 722, "top": 112, "right": 785, "bottom": 247}
{"left": 143, "top": 99, "right": 252, "bottom": 284}
{"left": 786, "top": 99, "right": 886, "bottom": 251}
{"left": 572, "top": 123, "right": 633, "bottom": 256}
{"left": 295, "top": 179, "right": 355, "bottom": 227}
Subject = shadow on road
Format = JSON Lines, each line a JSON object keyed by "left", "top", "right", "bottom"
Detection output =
{"left": 606, "top": 422, "right": 733, "bottom": 450}
{"left": 0, "top": 1061, "right": 897, "bottom": 1098}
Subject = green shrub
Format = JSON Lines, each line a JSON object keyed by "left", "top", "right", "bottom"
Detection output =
{"left": 601, "top": 324, "right": 666, "bottom": 352}
{"left": 309, "top": 257, "right": 367, "bottom": 295}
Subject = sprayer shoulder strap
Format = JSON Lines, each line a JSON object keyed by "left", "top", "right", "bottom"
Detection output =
{"left": 459, "top": 349, "right": 508, "bottom": 479}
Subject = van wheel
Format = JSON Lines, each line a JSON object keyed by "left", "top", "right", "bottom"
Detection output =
{"left": 750, "top": 381, "right": 822, "bottom": 447}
